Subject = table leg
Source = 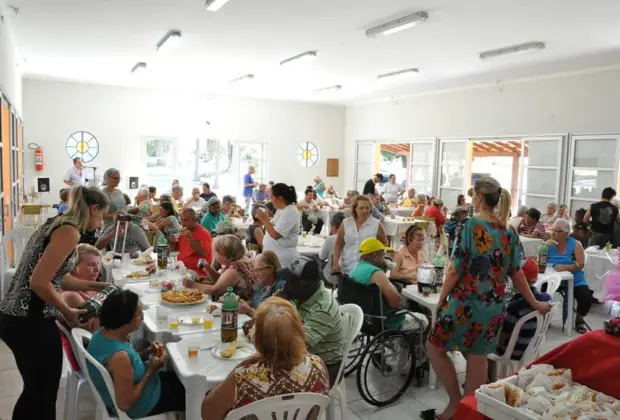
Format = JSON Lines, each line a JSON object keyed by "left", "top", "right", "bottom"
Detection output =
{"left": 428, "top": 310, "right": 438, "bottom": 390}
{"left": 565, "top": 278, "right": 574, "bottom": 337}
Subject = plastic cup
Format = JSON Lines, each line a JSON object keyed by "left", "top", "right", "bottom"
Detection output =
{"left": 168, "top": 314, "right": 179, "bottom": 330}
{"left": 422, "top": 286, "right": 431, "bottom": 297}
{"left": 191, "top": 315, "right": 202, "bottom": 325}
{"left": 187, "top": 344, "right": 199, "bottom": 359}
{"left": 203, "top": 314, "right": 214, "bottom": 331}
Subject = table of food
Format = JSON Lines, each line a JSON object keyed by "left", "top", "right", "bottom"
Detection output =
{"left": 297, "top": 235, "right": 326, "bottom": 256}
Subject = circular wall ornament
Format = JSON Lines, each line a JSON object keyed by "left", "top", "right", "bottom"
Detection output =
{"left": 297, "top": 142, "right": 319, "bottom": 168}
{"left": 66, "top": 131, "right": 99, "bottom": 163}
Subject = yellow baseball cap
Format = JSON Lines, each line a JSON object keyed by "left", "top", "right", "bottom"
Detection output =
{"left": 359, "top": 238, "right": 392, "bottom": 256}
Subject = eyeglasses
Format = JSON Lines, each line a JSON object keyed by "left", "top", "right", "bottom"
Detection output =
{"left": 135, "top": 312, "right": 144, "bottom": 321}
{"left": 257, "top": 265, "right": 274, "bottom": 272}
{"left": 552, "top": 229, "right": 566, "bottom": 234}
{"left": 109, "top": 176, "right": 121, "bottom": 181}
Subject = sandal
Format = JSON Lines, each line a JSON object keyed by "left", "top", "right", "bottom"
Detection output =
{"left": 575, "top": 322, "right": 588, "bottom": 334}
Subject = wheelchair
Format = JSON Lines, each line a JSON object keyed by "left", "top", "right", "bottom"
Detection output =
{"left": 337, "top": 274, "right": 429, "bottom": 407}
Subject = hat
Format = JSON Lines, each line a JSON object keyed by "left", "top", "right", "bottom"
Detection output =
{"left": 453, "top": 206, "right": 468, "bottom": 215}
{"left": 434, "top": 198, "right": 444, "bottom": 206}
{"left": 521, "top": 257, "right": 538, "bottom": 282}
{"left": 359, "top": 238, "right": 392, "bottom": 256}
{"left": 277, "top": 256, "right": 320, "bottom": 283}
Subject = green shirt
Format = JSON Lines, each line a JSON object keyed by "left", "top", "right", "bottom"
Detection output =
{"left": 201, "top": 211, "right": 226, "bottom": 234}
{"left": 296, "top": 285, "right": 345, "bottom": 365}
{"left": 349, "top": 261, "right": 403, "bottom": 330}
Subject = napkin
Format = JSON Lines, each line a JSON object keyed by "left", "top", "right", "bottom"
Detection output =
{"left": 140, "top": 247, "right": 154, "bottom": 257}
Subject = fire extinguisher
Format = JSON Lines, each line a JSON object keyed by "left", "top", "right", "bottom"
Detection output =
{"left": 28, "top": 143, "right": 44, "bottom": 172}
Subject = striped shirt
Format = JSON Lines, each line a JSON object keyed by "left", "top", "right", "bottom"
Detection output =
{"left": 296, "top": 285, "right": 345, "bottom": 365}
{"left": 518, "top": 221, "right": 548, "bottom": 240}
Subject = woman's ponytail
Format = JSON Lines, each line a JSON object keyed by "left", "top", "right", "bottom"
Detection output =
{"left": 496, "top": 188, "right": 511, "bottom": 228}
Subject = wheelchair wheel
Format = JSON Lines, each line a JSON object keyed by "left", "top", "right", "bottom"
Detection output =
{"left": 343, "top": 333, "right": 368, "bottom": 377}
{"left": 356, "top": 330, "right": 417, "bottom": 407}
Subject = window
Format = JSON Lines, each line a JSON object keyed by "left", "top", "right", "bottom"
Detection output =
{"left": 297, "top": 142, "right": 319, "bottom": 168}
{"left": 66, "top": 131, "right": 99, "bottom": 163}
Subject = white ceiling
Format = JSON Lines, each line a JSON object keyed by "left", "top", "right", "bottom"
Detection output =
{"left": 8, "top": 0, "right": 620, "bottom": 105}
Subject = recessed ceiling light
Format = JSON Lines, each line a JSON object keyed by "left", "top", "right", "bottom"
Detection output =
{"left": 314, "top": 85, "right": 342, "bottom": 95}
{"left": 229, "top": 74, "right": 254, "bottom": 84}
{"left": 156, "top": 30, "right": 182, "bottom": 52}
{"left": 280, "top": 51, "right": 318, "bottom": 67}
{"left": 377, "top": 68, "right": 419, "bottom": 80}
{"left": 130, "top": 62, "right": 147, "bottom": 74}
{"left": 479, "top": 42, "right": 546, "bottom": 60}
{"left": 366, "top": 12, "right": 429, "bottom": 38}
{"left": 204, "top": 0, "right": 232, "bottom": 12}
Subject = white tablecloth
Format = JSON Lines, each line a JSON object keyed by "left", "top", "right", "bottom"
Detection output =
{"left": 584, "top": 250, "right": 616, "bottom": 300}
{"left": 520, "top": 236, "right": 543, "bottom": 258}
{"left": 297, "top": 235, "right": 325, "bottom": 256}
{"left": 389, "top": 206, "right": 414, "bottom": 217}
{"left": 383, "top": 217, "right": 438, "bottom": 248}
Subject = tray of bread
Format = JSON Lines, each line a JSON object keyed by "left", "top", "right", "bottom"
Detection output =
{"left": 160, "top": 289, "right": 207, "bottom": 306}
{"left": 476, "top": 364, "right": 620, "bottom": 420}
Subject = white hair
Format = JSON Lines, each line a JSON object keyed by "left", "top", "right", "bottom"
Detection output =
{"left": 553, "top": 218, "right": 571, "bottom": 233}
{"left": 548, "top": 202, "right": 558, "bottom": 211}
{"left": 517, "top": 205, "right": 528, "bottom": 216}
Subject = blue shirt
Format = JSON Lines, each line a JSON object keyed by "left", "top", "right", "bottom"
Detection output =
{"left": 252, "top": 190, "right": 268, "bottom": 203}
{"left": 58, "top": 202, "right": 69, "bottom": 215}
{"left": 87, "top": 330, "right": 160, "bottom": 418}
{"left": 251, "top": 279, "right": 286, "bottom": 309}
{"left": 547, "top": 236, "right": 587, "bottom": 287}
{"left": 243, "top": 173, "right": 254, "bottom": 198}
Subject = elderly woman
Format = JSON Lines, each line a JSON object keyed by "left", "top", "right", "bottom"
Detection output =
{"left": 412, "top": 194, "right": 427, "bottom": 217}
{"left": 540, "top": 202, "right": 558, "bottom": 225}
{"left": 170, "top": 184, "right": 184, "bottom": 210}
{"left": 184, "top": 235, "right": 257, "bottom": 301}
{"left": 391, "top": 225, "right": 428, "bottom": 283}
{"left": 201, "top": 297, "right": 330, "bottom": 420}
{"left": 222, "top": 195, "right": 243, "bottom": 218}
{"left": 238, "top": 251, "right": 286, "bottom": 318}
{"left": 333, "top": 195, "right": 388, "bottom": 274}
{"left": 510, "top": 205, "right": 528, "bottom": 230}
{"left": 547, "top": 218, "right": 591, "bottom": 334}
{"left": 313, "top": 176, "right": 326, "bottom": 197}
{"left": 88, "top": 290, "right": 185, "bottom": 417}
{"left": 100, "top": 168, "right": 126, "bottom": 230}
{"left": 201, "top": 197, "right": 227, "bottom": 234}
{"left": 557, "top": 204, "right": 571, "bottom": 222}
{"left": 145, "top": 201, "right": 181, "bottom": 236}
{"left": 518, "top": 207, "right": 548, "bottom": 240}
{"left": 96, "top": 218, "right": 150, "bottom": 254}
{"left": 324, "top": 184, "right": 339, "bottom": 200}
{"left": 401, "top": 188, "right": 417, "bottom": 207}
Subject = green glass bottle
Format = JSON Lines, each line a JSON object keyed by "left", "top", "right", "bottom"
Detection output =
{"left": 156, "top": 233, "right": 169, "bottom": 270}
{"left": 220, "top": 287, "right": 239, "bottom": 343}
{"left": 77, "top": 285, "right": 121, "bottom": 324}
{"left": 537, "top": 241, "right": 548, "bottom": 274}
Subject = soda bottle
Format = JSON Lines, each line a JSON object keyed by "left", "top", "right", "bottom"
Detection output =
{"left": 220, "top": 287, "right": 239, "bottom": 343}
{"left": 537, "top": 241, "right": 548, "bottom": 274}
{"left": 156, "top": 233, "right": 169, "bottom": 270}
{"left": 77, "top": 285, "right": 121, "bottom": 324}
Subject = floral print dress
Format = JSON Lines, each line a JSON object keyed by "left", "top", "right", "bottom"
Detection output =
{"left": 429, "top": 218, "right": 522, "bottom": 355}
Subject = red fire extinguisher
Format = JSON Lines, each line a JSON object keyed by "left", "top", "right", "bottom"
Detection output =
{"left": 28, "top": 143, "right": 44, "bottom": 172}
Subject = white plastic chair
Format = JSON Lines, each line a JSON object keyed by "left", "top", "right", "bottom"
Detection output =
{"left": 0, "top": 227, "right": 36, "bottom": 298}
{"left": 71, "top": 328, "right": 174, "bottom": 420}
{"left": 534, "top": 274, "right": 562, "bottom": 297}
{"left": 56, "top": 321, "right": 88, "bottom": 420}
{"left": 326, "top": 304, "right": 364, "bottom": 420}
{"left": 224, "top": 393, "right": 330, "bottom": 420}
{"left": 488, "top": 302, "right": 559, "bottom": 380}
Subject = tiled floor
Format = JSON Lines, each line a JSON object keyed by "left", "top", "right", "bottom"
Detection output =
{"left": 0, "top": 302, "right": 612, "bottom": 420}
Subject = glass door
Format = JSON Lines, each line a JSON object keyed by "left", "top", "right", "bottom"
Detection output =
{"left": 519, "top": 136, "right": 564, "bottom": 211}
{"left": 437, "top": 139, "right": 469, "bottom": 210}
{"left": 409, "top": 140, "right": 435, "bottom": 195}
{"left": 354, "top": 141, "right": 374, "bottom": 193}
{"left": 566, "top": 134, "right": 620, "bottom": 217}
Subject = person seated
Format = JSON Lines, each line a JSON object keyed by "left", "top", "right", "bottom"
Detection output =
{"left": 350, "top": 238, "right": 428, "bottom": 333}
{"left": 128, "top": 188, "right": 151, "bottom": 225}
{"left": 320, "top": 212, "right": 345, "bottom": 286}
{"left": 444, "top": 206, "right": 469, "bottom": 243}
{"left": 245, "top": 205, "right": 265, "bottom": 252}
{"left": 510, "top": 205, "right": 528, "bottom": 230}
{"left": 411, "top": 194, "right": 427, "bottom": 217}
{"left": 214, "top": 219, "right": 237, "bottom": 237}
{"left": 557, "top": 204, "right": 571, "bottom": 223}
{"left": 122, "top": 194, "right": 132, "bottom": 208}
{"left": 184, "top": 187, "right": 205, "bottom": 211}
{"left": 200, "top": 183, "right": 216, "bottom": 201}
{"left": 201, "top": 297, "right": 330, "bottom": 420}
{"left": 87, "top": 290, "right": 185, "bottom": 418}
{"left": 96, "top": 216, "right": 150, "bottom": 254}
{"left": 312, "top": 190, "right": 327, "bottom": 207}
{"left": 145, "top": 201, "right": 181, "bottom": 236}
{"left": 265, "top": 181, "right": 275, "bottom": 199}
{"left": 401, "top": 188, "right": 417, "bottom": 207}
{"left": 275, "top": 256, "right": 345, "bottom": 385}
{"left": 201, "top": 197, "right": 227, "bottom": 235}
{"left": 184, "top": 235, "right": 256, "bottom": 301}
{"left": 58, "top": 189, "right": 70, "bottom": 215}
{"left": 170, "top": 185, "right": 184, "bottom": 211}
{"left": 238, "top": 251, "right": 286, "bottom": 318}
{"left": 547, "top": 218, "right": 591, "bottom": 334}
{"left": 324, "top": 184, "right": 339, "bottom": 200}
{"left": 574, "top": 208, "right": 586, "bottom": 225}
{"left": 252, "top": 184, "right": 269, "bottom": 204}
{"left": 425, "top": 198, "right": 448, "bottom": 233}
{"left": 148, "top": 186, "right": 160, "bottom": 205}
{"left": 495, "top": 257, "right": 552, "bottom": 360}
{"left": 391, "top": 225, "right": 429, "bottom": 284}
{"left": 172, "top": 208, "right": 212, "bottom": 273}
{"left": 264, "top": 201, "right": 276, "bottom": 218}
{"left": 339, "top": 190, "right": 359, "bottom": 211}
{"left": 222, "top": 195, "right": 243, "bottom": 218}
{"left": 298, "top": 188, "right": 324, "bottom": 235}
{"left": 540, "top": 202, "right": 558, "bottom": 225}
{"left": 518, "top": 208, "right": 548, "bottom": 240}
{"left": 571, "top": 223, "right": 589, "bottom": 249}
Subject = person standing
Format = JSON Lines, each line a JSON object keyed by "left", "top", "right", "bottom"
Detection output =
{"left": 381, "top": 174, "right": 405, "bottom": 204}
{"left": 0, "top": 186, "right": 111, "bottom": 420}
{"left": 63, "top": 157, "right": 87, "bottom": 187}
{"left": 243, "top": 166, "right": 257, "bottom": 214}
{"left": 362, "top": 173, "right": 383, "bottom": 196}
{"left": 100, "top": 168, "right": 126, "bottom": 230}
{"left": 584, "top": 187, "right": 620, "bottom": 247}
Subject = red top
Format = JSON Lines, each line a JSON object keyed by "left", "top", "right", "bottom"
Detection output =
{"left": 425, "top": 205, "right": 447, "bottom": 232}
{"left": 178, "top": 224, "right": 213, "bottom": 271}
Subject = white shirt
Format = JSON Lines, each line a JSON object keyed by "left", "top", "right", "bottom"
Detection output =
{"left": 382, "top": 182, "right": 404, "bottom": 203}
{"left": 185, "top": 197, "right": 205, "bottom": 211}
{"left": 340, "top": 216, "right": 380, "bottom": 274}
{"left": 263, "top": 204, "right": 300, "bottom": 266}
{"left": 64, "top": 166, "right": 86, "bottom": 187}
{"left": 298, "top": 198, "right": 319, "bottom": 212}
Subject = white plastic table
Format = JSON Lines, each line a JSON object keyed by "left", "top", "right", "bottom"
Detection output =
{"left": 519, "top": 236, "right": 542, "bottom": 259}
{"left": 297, "top": 236, "right": 325, "bottom": 256}
{"left": 383, "top": 217, "right": 437, "bottom": 248}
{"left": 166, "top": 331, "right": 252, "bottom": 420}
{"left": 534, "top": 267, "right": 574, "bottom": 337}
{"left": 389, "top": 207, "right": 414, "bottom": 217}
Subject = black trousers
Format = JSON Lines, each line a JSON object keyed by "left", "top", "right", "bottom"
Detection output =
{"left": 148, "top": 371, "right": 186, "bottom": 415}
{"left": 301, "top": 213, "right": 324, "bottom": 235}
{"left": 0, "top": 314, "right": 63, "bottom": 420}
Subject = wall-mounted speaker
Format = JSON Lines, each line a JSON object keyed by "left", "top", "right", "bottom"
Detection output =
{"left": 37, "top": 177, "right": 50, "bottom": 193}
{"left": 129, "top": 177, "right": 139, "bottom": 190}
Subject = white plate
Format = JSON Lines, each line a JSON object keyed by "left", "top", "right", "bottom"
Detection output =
{"left": 211, "top": 342, "right": 255, "bottom": 361}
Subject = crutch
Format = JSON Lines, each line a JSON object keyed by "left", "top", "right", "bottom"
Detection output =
{"left": 111, "top": 214, "right": 132, "bottom": 266}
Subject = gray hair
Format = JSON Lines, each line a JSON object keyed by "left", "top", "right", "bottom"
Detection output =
{"left": 222, "top": 195, "right": 235, "bottom": 204}
{"left": 548, "top": 202, "right": 558, "bottom": 211}
{"left": 417, "top": 194, "right": 427, "bottom": 203}
{"left": 517, "top": 205, "right": 529, "bottom": 216}
{"left": 137, "top": 187, "right": 149, "bottom": 198}
{"left": 213, "top": 235, "right": 246, "bottom": 261}
{"left": 103, "top": 168, "right": 120, "bottom": 185}
{"left": 553, "top": 218, "right": 571, "bottom": 233}
{"left": 181, "top": 207, "right": 197, "bottom": 221}
{"left": 172, "top": 185, "right": 183, "bottom": 193}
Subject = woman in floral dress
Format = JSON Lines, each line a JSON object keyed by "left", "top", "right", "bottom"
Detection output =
{"left": 426, "top": 177, "right": 551, "bottom": 420}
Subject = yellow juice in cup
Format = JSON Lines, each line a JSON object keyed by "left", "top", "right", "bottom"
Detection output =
{"left": 191, "top": 315, "right": 201, "bottom": 325}
{"left": 169, "top": 320, "right": 179, "bottom": 329}
{"left": 187, "top": 346, "right": 199, "bottom": 359}
{"left": 203, "top": 318, "right": 213, "bottom": 330}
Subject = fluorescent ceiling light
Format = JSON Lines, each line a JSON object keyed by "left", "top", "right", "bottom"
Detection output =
{"left": 280, "top": 51, "right": 318, "bottom": 67}
{"left": 229, "top": 74, "right": 254, "bottom": 84}
{"left": 314, "top": 85, "right": 342, "bottom": 95}
{"left": 479, "top": 41, "right": 546, "bottom": 60}
{"left": 366, "top": 12, "right": 429, "bottom": 38}
{"left": 156, "top": 30, "right": 182, "bottom": 52}
{"left": 204, "top": 0, "right": 231, "bottom": 12}
{"left": 377, "top": 68, "right": 419, "bottom": 80}
{"left": 130, "top": 62, "right": 147, "bottom": 74}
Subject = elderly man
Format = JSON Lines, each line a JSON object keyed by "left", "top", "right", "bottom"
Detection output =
{"left": 243, "top": 166, "right": 257, "bottom": 213}
{"left": 401, "top": 188, "right": 417, "bottom": 207}
{"left": 63, "top": 157, "right": 87, "bottom": 187}
{"left": 381, "top": 174, "right": 405, "bottom": 204}
{"left": 174, "top": 208, "right": 213, "bottom": 272}
{"left": 171, "top": 185, "right": 184, "bottom": 211}
{"left": 252, "top": 183, "right": 269, "bottom": 204}
{"left": 184, "top": 187, "right": 206, "bottom": 211}
{"left": 510, "top": 205, "right": 529, "bottom": 230}
{"left": 200, "top": 197, "right": 227, "bottom": 235}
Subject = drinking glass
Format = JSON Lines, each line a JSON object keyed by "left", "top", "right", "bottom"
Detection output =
{"left": 203, "top": 314, "right": 214, "bottom": 331}
{"left": 187, "top": 344, "right": 199, "bottom": 359}
{"left": 168, "top": 314, "right": 179, "bottom": 330}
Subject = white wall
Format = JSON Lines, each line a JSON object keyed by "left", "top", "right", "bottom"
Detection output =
{"left": 23, "top": 79, "right": 345, "bottom": 204}
{"left": 0, "top": 11, "right": 22, "bottom": 112}
{"left": 344, "top": 67, "right": 620, "bottom": 186}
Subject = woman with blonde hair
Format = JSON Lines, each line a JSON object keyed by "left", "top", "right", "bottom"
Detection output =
{"left": 238, "top": 251, "right": 286, "bottom": 318}
{"left": 201, "top": 297, "right": 330, "bottom": 420}
{"left": 426, "top": 176, "right": 551, "bottom": 420}
{"left": 184, "top": 235, "right": 257, "bottom": 301}
{"left": 333, "top": 195, "right": 388, "bottom": 274}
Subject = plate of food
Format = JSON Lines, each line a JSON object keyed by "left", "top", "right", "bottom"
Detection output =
{"left": 133, "top": 255, "right": 155, "bottom": 265}
{"left": 207, "top": 302, "right": 222, "bottom": 317}
{"left": 161, "top": 289, "right": 207, "bottom": 306}
{"left": 125, "top": 270, "right": 154, "bottom": 280}
{"left": 212, "top": 340, "right": 255, "bottom": 361}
